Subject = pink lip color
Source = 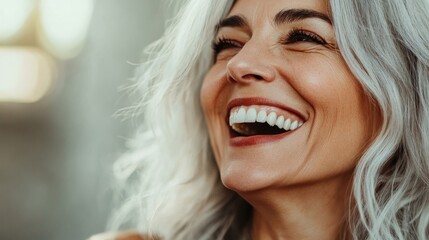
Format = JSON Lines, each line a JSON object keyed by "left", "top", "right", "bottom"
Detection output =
{"left": 229, "top": 130, "right": 295, "bottom": 147}
{"left": 226, "top": 97, "right": 305, "bottom": 147}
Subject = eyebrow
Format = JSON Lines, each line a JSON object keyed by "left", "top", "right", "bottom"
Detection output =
{"left": 274, "top": 9, "right": 332, "bottom": 25}
{"left": 215, "top": 14, "right": 249, "bottom": 32}
{"left": 215, "top": 8, "right": 332, "bottom": 32}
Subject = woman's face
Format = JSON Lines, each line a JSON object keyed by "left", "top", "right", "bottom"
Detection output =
{"left": 200, "top": 0, "right": 380, "bottom": 192}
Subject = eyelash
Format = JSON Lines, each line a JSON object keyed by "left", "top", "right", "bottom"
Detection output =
{"left": 283, "top": 28, "right": 327, "bottom": 45}
{"left": 212, "top": 28, "right": 327, "bottom": 55}
{"left": 212, "top": 37, "right": 242, "bottom": 55}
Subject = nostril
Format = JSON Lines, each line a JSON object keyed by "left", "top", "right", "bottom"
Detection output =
{"left": 254, "top": 75, "right": 263, "bottom": 80}
{"left": 227, "top": 62, "right": 276, "bottom": 83}
{"left": 241, "top": 74, "right": 263, "bottom": 81}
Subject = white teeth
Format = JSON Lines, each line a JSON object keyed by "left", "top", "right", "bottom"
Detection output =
{"left": 266, "top": 112, "right": 277, "bottom": 126}
{"left": 245, "top": 108, "right": 257, "bottom": 123}
{"left": 256, "top": 110, "right": 267, "bottom": 123}
{"left": 229, "top": 106, "right": 305, "bottom": 132}
{"left": 283, "top": 118, "right": 291, "bottom": 130}
{"left": 236, "top": 107, "right": 246, "bottom": 123}
{"left": 290, "top": 120, "right": 298, "bottom": 130}
{"left": 275, "top": 116, "right": 284, "bottom": 129}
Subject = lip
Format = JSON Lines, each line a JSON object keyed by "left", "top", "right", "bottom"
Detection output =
{"left": 229, "top": 129, "right": 297, "bottom": 147}
{"left": 226, "top": 97, "right": 307, "bottom": 147}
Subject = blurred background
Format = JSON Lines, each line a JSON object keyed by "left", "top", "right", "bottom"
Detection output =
{"left": 0, "top": 0, "right": 171, "bottom": 239}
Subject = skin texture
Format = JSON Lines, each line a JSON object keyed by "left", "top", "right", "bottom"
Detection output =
{"left": 200, "top": 0, "right": 381, "bottom": 239}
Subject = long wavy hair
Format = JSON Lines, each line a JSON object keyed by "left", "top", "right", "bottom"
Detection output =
{"left": 108, "top": 0, "right": 429, "bottom": 239}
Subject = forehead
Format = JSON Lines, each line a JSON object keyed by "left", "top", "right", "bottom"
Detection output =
{"left": 229, "top": 0, "right": 330, "bottom": 19}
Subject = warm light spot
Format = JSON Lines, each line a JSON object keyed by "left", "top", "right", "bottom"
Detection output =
{"left": 0, "top": 0, "right": 36, "bottom": 41}
{"left": 0, "top": 47, "right": 54, "bottom": 103}
{"left": 38, "top": 0, "right": 94, "bottom": 59}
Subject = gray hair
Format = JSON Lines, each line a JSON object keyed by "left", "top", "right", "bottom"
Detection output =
{"left": 331, "top": 0, "right": 429, "bottom": 239}
{"left": 108, "top": 0, "right": 429, "bottom": 239}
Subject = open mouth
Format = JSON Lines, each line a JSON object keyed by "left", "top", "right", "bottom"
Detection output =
{"left": 228, "top": 106, "right": 304, "bottom": 138}
{"left": 230, "top": 122, "right": 287, "bottom": 137}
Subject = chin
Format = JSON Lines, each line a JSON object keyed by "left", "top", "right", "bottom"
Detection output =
{"left": 219, "top": 161, "right": 280, "bottom": 193}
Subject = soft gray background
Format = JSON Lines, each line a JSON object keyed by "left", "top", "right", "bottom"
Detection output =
{"left": 0, "top": 1, "right": 170, "bottom": 239}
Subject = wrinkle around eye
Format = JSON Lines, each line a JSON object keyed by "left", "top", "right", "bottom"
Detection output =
{"left": 282, "top": 41, "right": 339, "bottom": 54}
{"left": 279, "top": 46, "right": 342, "bottom": 63}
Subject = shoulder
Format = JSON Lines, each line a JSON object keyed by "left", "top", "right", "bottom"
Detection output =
{"left": 88, "top": 231, "right": 158, "bottom": 240}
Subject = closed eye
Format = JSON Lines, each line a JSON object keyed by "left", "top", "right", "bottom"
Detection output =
{"left": 212, "top": 37, "right": 243, "bottom": 56}
{"left": 282, "top": 28, "right": 327, "bottom": 45}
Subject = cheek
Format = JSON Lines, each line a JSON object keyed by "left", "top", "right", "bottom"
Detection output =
{"left": 200, "top": 71, "right": 218, "bottom": 145}
{"left": 200, "top": 64, "right": 227, "bottom": 113}
{"left": 290, "top": 57, "right": 378, "bottom": 173}
{"left": 200, "top": 65, "right": 229, "bottom": 164}
{"left": 200, "top": 74, "right": 212, "bottom": 113}
{"left": 291, "top": 56, "right": 365, "bottom": 117}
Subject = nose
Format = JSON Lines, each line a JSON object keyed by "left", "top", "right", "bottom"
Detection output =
{"left": 226, "top": 42, "right": 276, "bottom": 84}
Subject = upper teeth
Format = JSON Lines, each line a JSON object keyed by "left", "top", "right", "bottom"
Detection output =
{"left": 229, "top": 106, "right": 304, "bottom": 131}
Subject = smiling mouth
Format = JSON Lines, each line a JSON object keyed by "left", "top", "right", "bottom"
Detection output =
{"left": 228, "top": 105, "right": 304, "bottom": 138}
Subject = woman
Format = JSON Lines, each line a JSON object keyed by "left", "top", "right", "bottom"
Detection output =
{"left": 98, "top": 0, "right": 429, "bottom": 239}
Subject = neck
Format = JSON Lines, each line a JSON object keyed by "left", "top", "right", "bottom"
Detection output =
{"left": 241, "top": 173, "right": 353, "bottom": 240}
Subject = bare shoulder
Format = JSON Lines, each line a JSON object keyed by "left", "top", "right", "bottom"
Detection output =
{"left": 88, "top": 231, "right": 159, "bottom": 240}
